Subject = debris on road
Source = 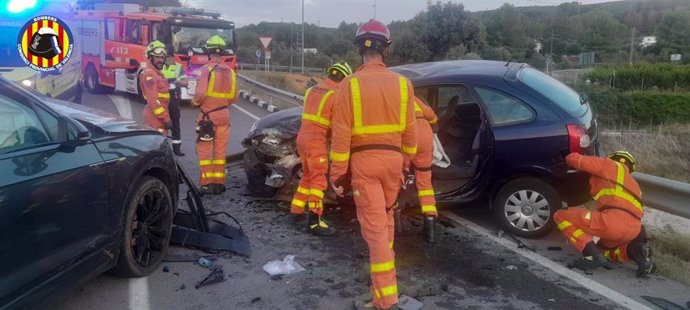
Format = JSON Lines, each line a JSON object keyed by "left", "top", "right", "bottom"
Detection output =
{"left": 262, "top": 255, "right": 306, "bottom": 276}
{"left": 195, "top": 265, "right": 226, "bottom": 289}
{"left": 547, "top": 246, "right": 563, "bottom": 251}
{"left": 162, "top": 265, "right": 170, "bottom": 273}
{"left": 548, "top": 298, "right": 556, "bottom": 302}
{"left": 505, "top": 265, "right": 518, "bottom": 270}
{"left": 198, "top": 257, "right": 214, "bottom": 267}
{"left": 505, "top": 232, "right": 537, "bottom": 251}
{"left": 251, "top": 297, "right": 262, "bottom": 304}
{"left": 176, "top": 284, "right": 186, "bottom": 291}
{"left": 398, "top": 294, "right": 423, "bottom": 310}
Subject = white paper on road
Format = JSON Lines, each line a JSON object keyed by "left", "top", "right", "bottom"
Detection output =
{"left": 108, "top": 94, "right": 133, "bottom": 120}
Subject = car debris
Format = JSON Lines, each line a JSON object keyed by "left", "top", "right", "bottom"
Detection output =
{"left": 170, "top": 160, "right": 252, "bottom": 257}
{"left": 547, "top": 246, "right": 563, "bottom": 251}
{"left": 262, "top": 255, "right": 306, "bottom": 276}
{"left": 195, "top": 265, "right": 226, "bottom": 289}
{"left": 505, "top": 265, "right": 518, "bottom": 270}
{"left": 500, "top": 230, "right": 537, "bottom": 251}
{"left": 162, "top": 266, "right": 170, "bottom": 273}
{"left": 251, "top": 297, "right": 262, "bottom": 304}
{"left": 198, "top": 257, "right": 214, "bottom": 267}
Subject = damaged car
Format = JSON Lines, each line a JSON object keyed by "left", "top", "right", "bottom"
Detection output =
{"left": 0, "top": 77, "right": 178, "bottom": 309}
{"left": 242, "top": 60, "right": 598, "bottom": 238}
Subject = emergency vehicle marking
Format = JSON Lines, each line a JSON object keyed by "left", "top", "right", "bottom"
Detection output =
{"left": 16, "top": 15, "right": 73, "bottom": 72}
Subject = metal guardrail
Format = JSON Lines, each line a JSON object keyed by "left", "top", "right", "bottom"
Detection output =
{"left": 634, "top": 173, "right": 690, "bottom": 219}
{"left": 236, "top": 63, "right": 324, "bottom": 73}
{"left": 239, "top": 70, "right": 690, "bottom": 221}
{"left": 237, "top": 74, "right": 304, "bottom": 109}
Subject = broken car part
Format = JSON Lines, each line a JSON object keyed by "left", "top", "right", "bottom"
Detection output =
{"left": 170, "top": 160, "right": 252, "bottom": 257}
{"left": 195, "top": 265, "right": 226, "bottom": 289}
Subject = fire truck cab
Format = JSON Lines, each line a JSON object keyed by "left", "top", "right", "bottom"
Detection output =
{"left": 76, "top": 4, "right": 237, "bottom": 101}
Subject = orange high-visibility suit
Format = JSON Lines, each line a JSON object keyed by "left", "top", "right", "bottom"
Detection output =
{"left": 554, "top": 153, "right": 643, "bottom": 263}
{"left": 412, "top": 98, "right": 438, "bottom": 217}
{"left": 192, "top": 60, "right": 238, "bottom": 186}
{"left": 290, "top": 79, "right": 339, "bottom": 216}
{"left": 140, "top": 64, "right": 171, "bottom": 135}
{"left": 330, "top": 61, "right": 417, "bottom": 309}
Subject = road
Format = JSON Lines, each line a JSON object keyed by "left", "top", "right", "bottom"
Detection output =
{"left": 47, "top": 91, "right": 690, "bottom": 310}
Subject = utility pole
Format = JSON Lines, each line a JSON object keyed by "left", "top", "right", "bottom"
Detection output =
{"left": 549, "top": 30, "right": 554, "bottom": 75}
{"left": 373, "top": 0, "right": 376, "bottom": 19}
{"left": 301, "top": 0, "right": 305, "bottom": 74}
{"left": 290, "top": 23, "right": 293, "bottom": 73}
{"left": 629, "top": 27, "right": 635, "bottom": 66}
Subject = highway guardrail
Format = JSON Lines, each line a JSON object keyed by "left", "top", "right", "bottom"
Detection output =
{"left": 237, "top": 63, "right": 324, "bottom": 73}
{"left": 237, "top": 74, "right": 304, "bottom": 109}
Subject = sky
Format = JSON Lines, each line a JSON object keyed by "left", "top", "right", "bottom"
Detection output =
{"left": 188, "top": 0, "right": 617, "bottom": 28}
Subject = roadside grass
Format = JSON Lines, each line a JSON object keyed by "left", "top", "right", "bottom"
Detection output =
{"left": 240, "top": 71, "right": 323, "bottom": 95}
{"left": 600, "top": 124, "right": 690, "bottom": 286}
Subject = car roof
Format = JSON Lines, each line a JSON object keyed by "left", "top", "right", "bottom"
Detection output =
{"left": 391, "top": 60, "right": 519, "bottom": 85}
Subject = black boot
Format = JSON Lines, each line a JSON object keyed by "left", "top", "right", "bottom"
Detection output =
{"left": 627, "top": 226, "right": 656, "bottom": 277}
{"left": 173, "top": 143, "right": 185, "bottom": 156}
{"left": 568, "top": 242, "right": 611, "bottom": 272}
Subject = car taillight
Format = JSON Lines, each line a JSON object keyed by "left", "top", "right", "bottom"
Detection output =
{"left": 567, "top": 124, "right": 591, "bottom": 154}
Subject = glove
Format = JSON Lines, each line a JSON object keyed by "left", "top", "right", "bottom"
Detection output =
{"left": 165, "top": 121, "right": 173, "bottom": 130}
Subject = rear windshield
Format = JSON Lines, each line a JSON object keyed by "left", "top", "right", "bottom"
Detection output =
{"left": 519, "top": 67, "right": 585, "bottom": 117}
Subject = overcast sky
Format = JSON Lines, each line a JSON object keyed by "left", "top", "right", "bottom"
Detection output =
{"left": 188, "top": 0, "right": 616, "bottom": 28}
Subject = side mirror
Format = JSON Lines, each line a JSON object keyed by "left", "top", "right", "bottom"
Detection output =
{"left": 58, "top": 115, "right": 90, "bottom": 142}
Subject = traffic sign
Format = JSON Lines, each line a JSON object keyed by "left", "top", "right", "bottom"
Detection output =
{"left": 256, "top": 49, "right": 261, "bottom": 59}
{"left": 259, "top": 37, "right": 273, "bottom": 50}
{"left": 265, "top": 51, "right": 271, "bottom": 60}
{"left": 671, "top": 54, "right": 682, "bottom": 62}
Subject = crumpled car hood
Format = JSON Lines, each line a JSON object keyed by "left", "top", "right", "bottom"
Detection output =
{"left": 250, "top": 107, "right": 302, "bottom": 139}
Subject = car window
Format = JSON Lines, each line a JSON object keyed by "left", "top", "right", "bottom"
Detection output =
{"left": 519, "top": 67, "right": 585, "bottom": 117}
{"left": 0, "top": 94, "right": 52, "bottom": 154}
{"left": 474, "top": 87, "right": 534, "bottom": 126}
{"left": 437, "top": 85, "right": 476, "bottom": 116}
{"left": 34, "top": 105, "right": 60, "bottom": 141}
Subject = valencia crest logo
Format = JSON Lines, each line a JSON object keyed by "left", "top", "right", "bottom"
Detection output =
{"left": 16, "top": 16, "right": 74, "bottom": 72}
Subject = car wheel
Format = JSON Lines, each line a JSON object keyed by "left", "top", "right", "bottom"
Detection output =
{"left": 85, "top": 64, "right": 113, "bottom": 94}
{"left": 245, "top": 164, "right": 279, "bottom": 198}
{"left": 110, "top": 176, "right": 173, "bottom": 277}
{"left": 493, "top": 177, "right": 559, "bottom": 238}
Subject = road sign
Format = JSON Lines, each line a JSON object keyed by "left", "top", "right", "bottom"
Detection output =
{"left": 256, "top": 49, "right": 261, "bottom": 59}
{"left": 671, "top": 54, "right": 682, "bottom": 61}
{"left": 259, "top": 37, "right": 273, "bottom": 50}
{"left": 265, "top": 51, "right": 271, "bottom": 60}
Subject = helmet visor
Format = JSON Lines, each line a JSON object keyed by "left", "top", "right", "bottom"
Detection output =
{"left": 149, "top": 47, "right": 167, "bottom": 56}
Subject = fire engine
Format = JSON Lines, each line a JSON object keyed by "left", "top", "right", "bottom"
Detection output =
{"left": 75, "top": 3, "right": 237, "bottom": 100}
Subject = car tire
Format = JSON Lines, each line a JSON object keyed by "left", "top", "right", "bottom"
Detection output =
{"left": 244, "top": 152, "right": 278, "bottom": 198}
{"left": 493, "top": 177, "right": 559, "bottom": 238}
{"left": 85, "top": 64, "right": 113, "bottom": 94}
{"left": 110, "top": 176, "right": 174, "bottom": 277}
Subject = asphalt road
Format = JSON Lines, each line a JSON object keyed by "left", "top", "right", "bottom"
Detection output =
{"left": 47, "top": 90, "right": 690, "bottom": 310}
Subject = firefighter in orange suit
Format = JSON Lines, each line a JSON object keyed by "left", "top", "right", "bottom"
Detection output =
{"left": 554, "top": 151, "right": 655, "bottom": 277}
{"left": 412, "top": 97, "right": 438, "bottom": 218}
{"left": 191, "top": 36, "right": 238, "bottom": 195}
{"left": 140, "top": 40, "right": 173, "bottom": 135}
{"left": 330, "top": 19, "right": 417, "bottom": 310}
{"left": 290, "top": 61, "right": 353, "bottom": 236}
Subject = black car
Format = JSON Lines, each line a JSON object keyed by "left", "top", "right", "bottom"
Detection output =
{"left": 0, "top": 77, "right": 179, "bottom": 309}
{"left": 242, "top": 60, "right": 598, "bottom": 238}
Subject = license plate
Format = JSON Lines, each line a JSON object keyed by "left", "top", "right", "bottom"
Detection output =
{"left": 187, "top": 80, "right": 197, "bottom": 95}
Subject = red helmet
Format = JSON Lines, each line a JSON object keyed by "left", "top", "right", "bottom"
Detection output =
{"left": 355, "top": 19, "right": 391, "bottom": 52}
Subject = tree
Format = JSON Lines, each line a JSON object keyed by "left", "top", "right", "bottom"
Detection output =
{"left": 655, "top": 11, "right": 690, "bottom": 56}
{"left": 565, "top": 42, "right": 583, "bottom": 56}
{"left": 570, "top": 10, "right": 627, "bottom": 53}
{"left": 485, "top": 4, "right": 529, "bottom": 51}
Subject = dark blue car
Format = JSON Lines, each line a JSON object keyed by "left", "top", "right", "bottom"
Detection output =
{"left": 0, "top": 77, "right": 179, "bottom": 309}
{"left": 243, "top": 60, "right": 598, "bottom": 238}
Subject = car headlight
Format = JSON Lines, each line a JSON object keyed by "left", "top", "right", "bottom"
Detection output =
{"left": 262, "top": 136, "right": 282, "bottom": 146}
{"left": 21, "top": 79, "right": 33, "bottom": 88}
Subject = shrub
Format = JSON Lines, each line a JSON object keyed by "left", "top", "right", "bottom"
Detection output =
{"left": 586, "top": 64, "right": 690, "bottom": 91}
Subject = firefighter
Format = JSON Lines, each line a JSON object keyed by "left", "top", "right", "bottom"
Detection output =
{"left": 554, "top": 151, "right": 655, "bottom": 277}
{"left": 191, "top": 35, "right": 238, "bottom": 195}
{"left": 162, "top": 55, "right": 185, "bottom": 156}
{"left": 330, "top": 19, "right": 417, "bottom": 310}
{"left": 290, "top": 61, "right": 353, "bottom": 236}
{"left": 412, "top": 97, "right": 438, "bottom": 240}
{"left": 140, "top": 40, "right": 173, "bottom": 135}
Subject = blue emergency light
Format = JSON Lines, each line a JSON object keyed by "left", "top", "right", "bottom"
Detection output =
{"left": 7, "top": 0, "right": 38, "bottom": 13}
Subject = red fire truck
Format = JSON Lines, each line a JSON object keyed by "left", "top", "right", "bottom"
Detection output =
{"left": 74, "top": 3, "right": 237, "bottom": 100}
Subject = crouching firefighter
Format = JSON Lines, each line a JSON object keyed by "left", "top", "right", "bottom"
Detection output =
{"left": 162, "top": 55, "right": 186, "bottom": 156}
{"left": 554, "top": 151, "right": 655, "bottom": 277}
{"left": 140, "top": 40, "right": 173, "bottom": 135}
{"left": 412, "top": 97, "right": 439, "bottom": 242}
{"left": 192, "top": 35, "right": 238, "bottom": 195}
{"left": 290, "top": 61, "right": 353, "bottom": 236}
{"left": 330, "top": 19, "right": 417, "bottom": 310}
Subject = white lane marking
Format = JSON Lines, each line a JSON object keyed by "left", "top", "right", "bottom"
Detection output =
{"left": 439, "top": 211, "right": 652, "bottom": 310}
{"left": 108, "top": 94, "right": 133, "bottom": 119}
{"left": 128, "top": 277, "right": 150, "bottom": 310}
{"left": 232, "top": 103, "right": 260, "bottom": 120}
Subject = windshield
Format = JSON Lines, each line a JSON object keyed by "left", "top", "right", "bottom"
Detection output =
{"left": 0, "top": 25, "right": 25, "bottom": 67}
{"left": 519, "top": 67, "right": 586, "bottom": 117}
{"left": 171, "top": 27, "right": 235, "bottom": 54}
